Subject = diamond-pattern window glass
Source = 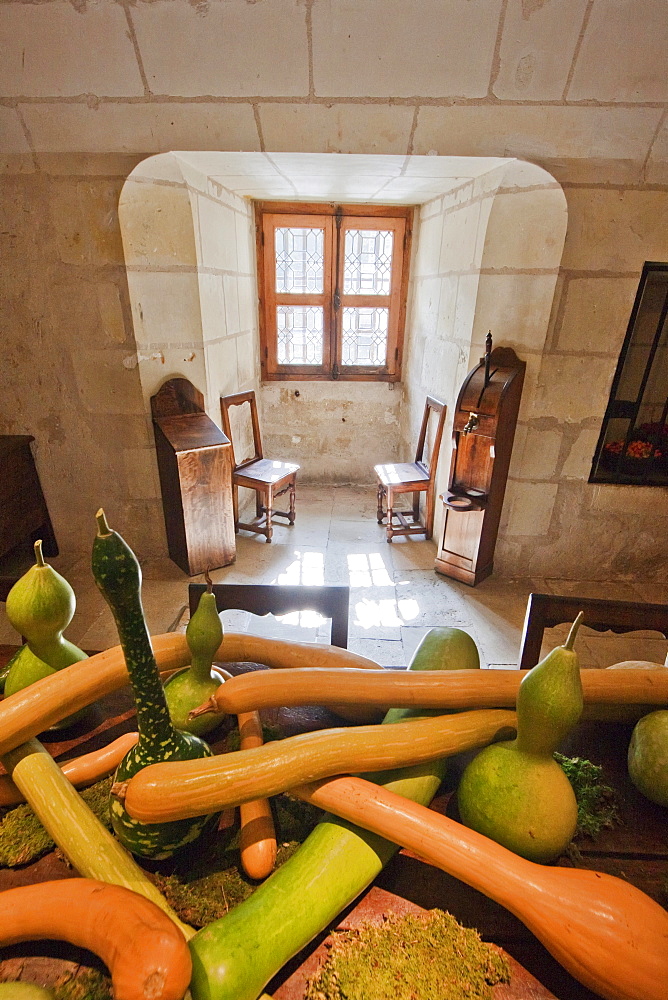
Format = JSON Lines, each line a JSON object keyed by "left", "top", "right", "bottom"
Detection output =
{"left": 344, "top": 230, "right": 393, "bottom": 295}
{"left": 277, "top": 306, "right": 324, "bottom": 365}
{"left": 341, "top": 307, "right": 388, "bottom": 366}
{"left": 275, "top": 228, "right": 324, "bottom": 294}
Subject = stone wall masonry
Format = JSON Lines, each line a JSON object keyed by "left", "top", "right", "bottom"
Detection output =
{"left": 1, "top": 0, "right": 667, "bottom": 576}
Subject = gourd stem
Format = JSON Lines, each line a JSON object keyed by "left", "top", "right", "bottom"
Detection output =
{"left": 564, "top": 611, "right": 584, "bottom": 651}
{"left": 33, "top": 540, "right": 45, "bottom": 568}
{"left": 96, "top": 508, "right": 112, "bottom": 536}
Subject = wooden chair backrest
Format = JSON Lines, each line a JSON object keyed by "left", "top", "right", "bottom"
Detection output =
{"left": 220, "top": 391, "right": 263, "bottom": 469}
{"left": 415, "top": 396, "right": 447, "bottom": 475}
{"left": 188, "top": 583, "right": 350, "bottom": 649}
{"left": 518, "top": 592, "right": 668, "bottom": 669}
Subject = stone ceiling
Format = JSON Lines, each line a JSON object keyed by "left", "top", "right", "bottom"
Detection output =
{"left": 0, "top": 0, "right": 667, "bottom": 186}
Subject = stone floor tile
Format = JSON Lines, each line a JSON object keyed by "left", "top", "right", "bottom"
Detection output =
{"left": 347, "top": 636, "right": 406, "bottom": 667}
{"left": 389, "top": 537, "right": 439, "bottom": 571}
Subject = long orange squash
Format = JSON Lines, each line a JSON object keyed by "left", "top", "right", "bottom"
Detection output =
{"left": 117, "top": 709, "right": 517, "bottom": 822}
{"left": 0, "top": 732, "right": 139, "bottom": 807}
{"left": 291, "top": 775, "right": 668, "bottom": 1000}
{"left": 0, "top": 878, "right": 192, "bottom": 1000}
{"left": 237, "top": 710, "right": 277, "bottom": 880}
{"left": 0, "top": 634, "right": 382, "bottom": 755}
{"left": 189, "top": 665, "right": 668, "bottom": 718}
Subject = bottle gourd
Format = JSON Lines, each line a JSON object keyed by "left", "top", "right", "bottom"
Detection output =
{"left": 456, "top": 614, "right": 584, "bottom": 863}
{"left": 92, "top": 510, "right": 216, "bottom": 860}
{"left": 164, "top": 577, "right": 226, "bottom": 736}
{"left": 4, "top": 540, "right": 88, "bottom": 726}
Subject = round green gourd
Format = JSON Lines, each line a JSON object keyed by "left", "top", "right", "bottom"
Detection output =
{"left": 92, "top": 509, "right": 216, "bottom": 860}
{"left": 627, "top": 709, "right": 668, "bottom": 807}
{"left": 164, "top": 582, "right": 225, "bottom": 736}
{"left": 456, "top": 614, "right": 584, "bottom": 863}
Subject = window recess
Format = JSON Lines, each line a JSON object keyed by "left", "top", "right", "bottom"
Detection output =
{"left": 590, "top": 261, "right": 668, "bottom": 487}
{"left": 256, "top": 202, "right": 412, "bottom": 382}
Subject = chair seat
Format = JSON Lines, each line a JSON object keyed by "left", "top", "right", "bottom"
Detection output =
{"left": 234, "top": 458, "right": 300, "bottom": 487}
{"left": 374, "top": 462, "right": 430, "bottom": 489}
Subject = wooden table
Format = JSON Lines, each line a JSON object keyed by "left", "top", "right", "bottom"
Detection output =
{"left": 0, "top": 653, "right": 666, "bottom": 999}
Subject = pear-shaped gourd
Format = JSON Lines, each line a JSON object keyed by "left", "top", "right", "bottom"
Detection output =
{"left": 456, "top": 613, "right": 584, "bottom": 863}
{"left": 4, "top": 541, "right": 88, "bottom": 727}
{"left": 5, "top": 541, "right": 87, "bottom": 671}
{"left": 164, "top": 581, "right": 225, "bottom": 736}
{"left": 92, "top": 509, "right": 217, "bottom": 860}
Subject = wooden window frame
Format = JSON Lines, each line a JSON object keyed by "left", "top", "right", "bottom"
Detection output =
{"left": 256, "top": 202, "right": 413, "bottom": 382}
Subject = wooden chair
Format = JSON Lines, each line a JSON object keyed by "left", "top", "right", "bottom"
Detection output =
{"left": 220, "top": 391, "right": 299, "bottom": 543}
{"left": 188, "top": 583, "right": 349, "bottom": 648}
{"left": 374, "top": 396, "right": 446, "bottom": 542}
{"left": 518, "top": 592, "right": 668, "bottom": 670}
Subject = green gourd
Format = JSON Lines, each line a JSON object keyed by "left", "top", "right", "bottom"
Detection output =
{"left": 5, "top": 541, "right": 87, "bottom": 671}
{"left": 92, "top": 509, "right": 216, "bottom": 860}
{"left": 188, "top": 626, "right": 482, "bottom": 1000}
{"left": 0, "top": 985, "right": 53, "bottom": 999}
{"left": 383, "top": 626, "right": 479, "bottom": 725}
{"left": 456, "top": 613, "right": 584, "bottom": 864}
{"left": 4, "top": 643, "right": 56, "bottom": 697}
{"left": 164, "top": 578, "right": 226, "bottom": 736}
{"left": 4, "top": 542, "right": 88, "bottom": 727}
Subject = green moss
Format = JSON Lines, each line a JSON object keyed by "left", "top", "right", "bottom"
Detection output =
{"left": 304, "top": 909, "right": 510, "bottom": 1000}
{"left": 150, "top": 792, "right": 324, "bottom": 927}
{"left": 0, "top": 778, "right": 113, "bottom": 867}
{"left": 53, "top": 968, "right": 112, "bottom": 1000}
{"left": 555, "top": 753, "right": 621, "bottom": 840}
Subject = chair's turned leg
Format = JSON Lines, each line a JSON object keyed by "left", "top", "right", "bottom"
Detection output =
{"left": 386, "top": 489, "right": 394, "bottom": 542}
{"left": 256, "top": 490, "right": 264, "bottom": 520}
{"left": 265, "top": 489, "right": 273, "bottom": 542}
{"left": 288, "top": 481, "right": 296, "bottom": 525}
{"left": 232, "top": 484, "right": 239, "bottom": 533}
{"left": 377, "top": 483, "right": 385, "bottom": 524}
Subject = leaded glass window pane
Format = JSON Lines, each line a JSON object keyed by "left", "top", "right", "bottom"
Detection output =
{"left": 277, "top": 306, "right": 323, "bottom": 365}
{"left": 344, "top": 230, "right": 393, "bottom": 295}
{"left": 275, "top": 228, "right": 324, "bottom": 293}
{"left": 341, "top": 307, "right": 388, "bottom": 366}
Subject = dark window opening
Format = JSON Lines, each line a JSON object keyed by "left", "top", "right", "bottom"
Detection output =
{"left": 590, "top": 262, "right": 668, "bottom": 486}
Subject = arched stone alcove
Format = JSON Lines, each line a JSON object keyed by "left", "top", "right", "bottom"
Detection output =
{"left": 119, "top": 152, "right": 567, "bottom": 572}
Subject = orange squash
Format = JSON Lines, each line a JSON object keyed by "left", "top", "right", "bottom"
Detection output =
{"left": 0, "top": 879, "right": 192, "bottom": 1000}
{"left": 237, "top": 710, "right": 277, "bottom": 880}
{"left": 0, "top": 732, "right": 138, "bottom": 807}
{"left": 118, "top": 709, "right": 516, "bottom": 822}
{"left": 293, "top": 775, "right": 668, "bottom": 1000}
{"left": 0, "top": 634, "right": 382, "bottom": 756}
{"left": 188, "top": 665, "right": 668, "bottom": 718}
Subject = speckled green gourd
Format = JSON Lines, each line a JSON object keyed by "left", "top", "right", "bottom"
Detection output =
{"left": 164, "top": 582, "right": 225, "bottom": 736}
{"left": 4, "top": 542, "right": 88, "bottom": 727}
{"left": 457, "top": 613, "right": 584, "bottom": 863}
{"left": 92, "top": 509, "right": 216, "bottom": 860}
